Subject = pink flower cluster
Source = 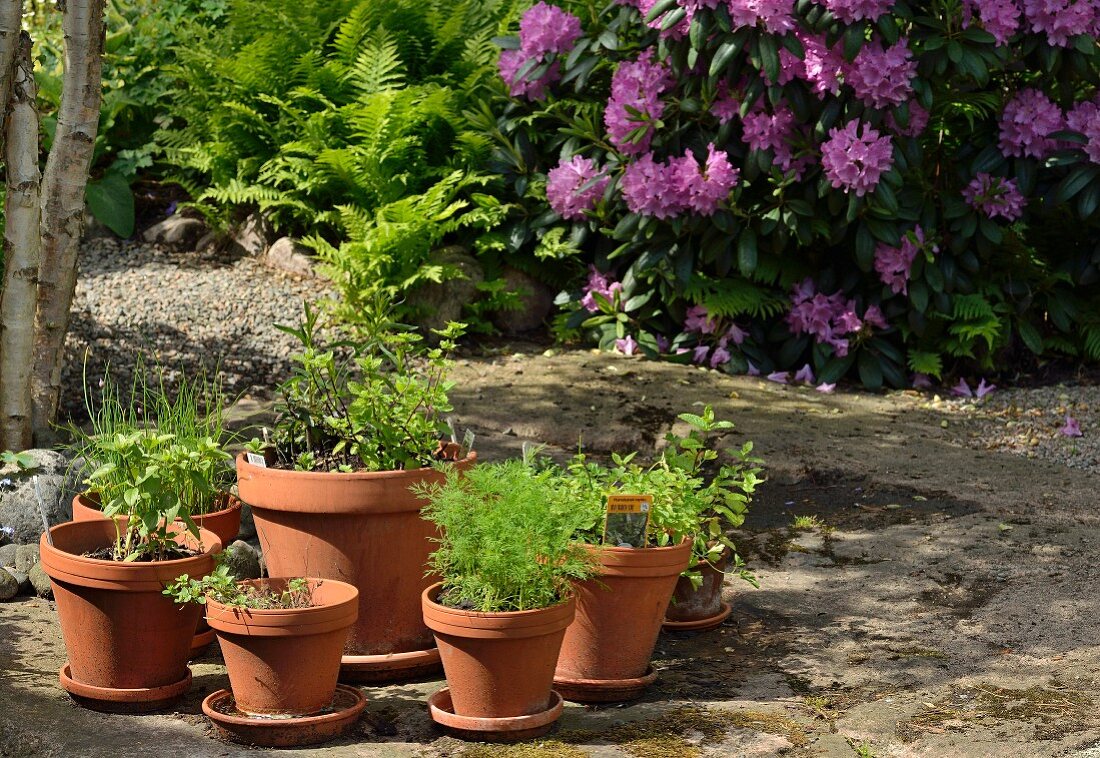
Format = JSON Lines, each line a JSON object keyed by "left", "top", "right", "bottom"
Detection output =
{"left": 845, "top": 40, "right": 917, "bottom": 110}
{"left": 1067, "top": 96, "right": 1100, "bottom": 164}
{"left": 965, "top": 0, "right": 1022, "bottom": 45}
{"left": 1022, "top": 0, "right": 1099, "bottom": 46}
{"left": 711, "top": 81, "right": 740, "bottom": 123}
{"left": 605, "top": 51, "right": 673, "bottom": 155}
{"left": 885, "top": 101, "right": 930, "bottom": 138}
{"left": 581, "top": 266, "right": 623, "bottom": 312}
{"left": 787, "top": 279, "right": 886, "bottom": 356}
{"left": 621, "top": 145, "right": 739, "bottom": 218}
{"left": 820, "top": 121, "right": 894, "bottom": 197}
{"left": 547, "top": 155, "right": 610, "bottom": 220}
{"left": 962, "top": 173, "right": 1027, "bottom": 221}
{"left": 499, "top": 2, "right": 583, "bottom": 101}
{"left": 726, "top": 0, "right": 797, "bottom": 34}
{"left": 684, "top": 304, "right": 746, "bottom": 368}
{"left": 999, "top": 88, "right": 1064, "bottom": 159}
{"left": 741, "top": 107, "right": 812, "bottom": 177}
{"left": 817, "top": 0, "right": 894, "bottom": 23}
{"left": 873, "top": 226, "right": 934, "bottom": 295}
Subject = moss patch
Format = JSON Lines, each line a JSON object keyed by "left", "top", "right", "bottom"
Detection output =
{"left": 458, "top": 741, "right": 589, "bottom": 758}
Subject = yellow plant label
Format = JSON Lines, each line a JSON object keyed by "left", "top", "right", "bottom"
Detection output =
{"left": 603, "top": 494, "right": 652, "bottom": 548}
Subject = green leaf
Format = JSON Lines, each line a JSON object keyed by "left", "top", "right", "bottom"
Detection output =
{"left": 1017, "top": 320, "right": 1043, "bottom": 354}
{"left": 758, "top": 34, "right": 779, "bottom": 84}
{"left": 86, "top": 173, "right": 135, "bottom": 238}
{"left": 857, "top": 351, "right": 883, "bottom": 390}
{"left": 709, "top": 40, "right": 741, "bottom": 77}
{"left": 737, "top": 228, "right": 758, "bottom": 274}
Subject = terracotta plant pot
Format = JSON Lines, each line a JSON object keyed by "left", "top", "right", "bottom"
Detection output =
{"left": 554, "top": 539, "right": 692, "bottom": 702}
{"left": 205, "top": 577, "right": 358, "bottom": 716}
{"left": 235, "top": 446, "right": 476, "bottom": 682}
{"left": 422, "top": 583, "right": 573, "bottom": 718}
{"left": 663, "top": 550, "right": 732, "bottom": 632}
{"left": 72, "top": 492, "right": 243, "bottom": 546}
{"left": 40, "top": 518, "right": 222, "bottom": 711}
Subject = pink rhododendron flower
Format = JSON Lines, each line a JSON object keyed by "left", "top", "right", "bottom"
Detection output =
{"left": 499, "top": 50, "right": 560, "bottom": 101}
{"left": 581, "top": 266, "right": 623, "bottom": 312}
{"left": 711, "top": 81, "right": 740, "bottom": 123}
{"left": 874, "top": 226, "right": 933, "bottom": 296}
{"left": 1061, "top": 414, "right": 1083, "bottom": 437}
{"left": 885, "top": 101, "right": 930, "bottom": 138}
{"left": 821, "top": 121, "right": 894, "bottom": 197}
{"left": 975, "top": 378, "right": 997, "bottom": 398}
{"left": 794, "top": 364, "right": 816, "bottom": 383}
{"left": 615, "top": 335, "right": 639, "bottom": 355}
{"left": 799, "top": 33, "right": 844, "bottom": 97}
{"left": 519, "top": 2, "right": 584, "bottom": 55}
{"left": 727, "top": 0, "right": 796, "bottom": 34}
{"left": 767, "top": 371, "right": 790, "bottom": 384}
{"left": 999, "top": 88, "right": 1064, "bottom": 159}
{"left": 863, "top": 304, "right": 889, "bottom": 330}
{"left": 622, "top": 145, "right": 739, "bottom": 218}
{"left": 684, "top": 304, "right": 718, "bottom": 334}
{"left": 964, "top": 0, "right": 1022, "bottom": 45}
{"left": 1067, "top": 97, "right": 1100, "bottom": 164}
{"left": 547, "top": 156, "right": 610, "bottom": 220}
{"left": 786, "top": 279, "right": 883, "bottom": 356}
{"left": 710, "top": 345, "right": 732, "bottom": 367}
{"left": 816, "top": 382, "right": 836, "bottom": 393}
{"left": 846, "top": 40, "right": 917, "bottom": 110}
{"left": 952, "top": 378, "right": 973, "bottom": 397}
{"left": 747, "top": 361, "right": 761, "bottom": 376}
{"left": 723, "top": 323, "right": 747, "bottom": 345}
{"left": 741, "top": 106, "right": 813, "bottom": 177}
{"left": 962, "top": 173, "right": 1026, "bottom": 221}
{"left": 693, "top": 345, "right": 711, "bottom": 364}
{"left": 1022, "top": 0, "right": 1097, "bottom": 46}
{"left": 911, "top": 373, "right": 934, "bottom": 389}
{"left": 817, "top": 0, "right": 894, "bottom": 23}
{"left": 605, "top": 51, "right": 673, "bottom": 155}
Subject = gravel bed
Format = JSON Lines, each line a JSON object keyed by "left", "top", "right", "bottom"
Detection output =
{"left": 923, "top": 384, "right": 1100, "bottom": 474}
{"left": 61, "top": 238, "right": 334, "bottom": 423}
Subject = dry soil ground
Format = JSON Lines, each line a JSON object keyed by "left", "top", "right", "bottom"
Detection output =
{"left": 5, "top": 347, "right": 1100, "bottom": 758}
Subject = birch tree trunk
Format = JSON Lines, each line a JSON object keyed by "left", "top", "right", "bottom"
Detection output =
{"left": 31, "top": 0, "right": 106, "bottom": 440}
{"left": 1, "top": 32, "right": 41, "bottom": 449}
{"left": 0, "top": 0, "right": 22, "bottom": 151}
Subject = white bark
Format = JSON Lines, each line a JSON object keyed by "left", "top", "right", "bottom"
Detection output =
{"left": 0, "top": 0, "right": 23, "bottom": 155}
{"left": 1, "top": 32, "right": 41, "bottom": 449}
{"left": 32, "top": 0, "right": 106, "bottom": 439}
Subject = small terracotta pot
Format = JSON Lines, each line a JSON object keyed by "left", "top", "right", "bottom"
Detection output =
{"left": 422, "top": 583, "right": 573, "bottom": 719}
{"left": 205, "top": 578, "right": 359, "bottom": 716}
{"left": 236, "top": 446, "right": 476, "bottom": 682}
{"left": 40, "top": 518, "right": 221, "bottom": 707}
{"left": 665, "top": 550, "right": 730, "bottom": 626}
{"left": 554, "top": 539, "right": 692, "bottom": 701}
{"left": 72, "top": 492, "right": 243, "bottom": 547}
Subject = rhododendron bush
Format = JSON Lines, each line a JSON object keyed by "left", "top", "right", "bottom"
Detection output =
{"left": 479, "top": 0, "right": 1100, "bottom": 387}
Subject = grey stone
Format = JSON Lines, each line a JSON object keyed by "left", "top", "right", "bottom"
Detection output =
{"left": 236, "top": 502, "right": 257, "bottom": 542}
{"left": 224, "top": 540, "right": 261, "bottom": 580}
{"left": 0, "top": 449, "right": 83, "bottom": 544}
{"left": 142, "top": 215, "right": 207, "bottom": 249}
{"left": 232, "top": 212, "right": 276, "bottom": 257}
{"left": 265, "top": 237, "right": 316, "bottom": 278}
{"left": 28, "top": 562, "right": 51, "bottom": 598}
{"left": 407, "top": 247, "right": 484, "bottom": 334}
{"left": 14, "top": 544, "right": 38, "bottom": 573}
{"left": 492, "top": 266, "right": 555, "bottom": 334}
{"left": 2, "top": 567, "right": 29, "bottom": 594}
{"left": 0, "top": 544, "right": 17, "bottom": 566}
{"left": 0, "top": 568, "right": 17, "bottom": 601}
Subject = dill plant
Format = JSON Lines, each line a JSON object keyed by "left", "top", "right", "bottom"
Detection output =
{"left": 69, "top": 361, "right": 232, "bottom": 561}
{"left": 417, "top": 460, "right": 600, "bottom": 613}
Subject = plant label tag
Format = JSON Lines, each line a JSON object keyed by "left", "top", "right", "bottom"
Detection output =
{"left": 462, "top": 429, "right": 476, "bottom": 456}
{"left": 246, "top": 452, "right": 267, "bottom": 468}
{"left": 603, "top": 494, "right": 652, "bottom": 548}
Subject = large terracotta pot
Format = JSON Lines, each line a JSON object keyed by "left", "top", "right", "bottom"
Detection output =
{"left": 40, "top": 518, "right": 221, "bottom": 710}
{"left": 235, "top": 446, "right": 476, "bottom": 682}
{"left": 554, "top": 539, "right": 692, "bottom": 702}
{"left": 422, "top": 583, "right": 573, "bottom": 719}
{"left": 205, "top": 577, "right": 358, "bottom": 716}
{"left": 72, "top": 492, "right": 242, "bottom": 547}
{"left": 664, "top": 549, "right": 731, "bottom": 630}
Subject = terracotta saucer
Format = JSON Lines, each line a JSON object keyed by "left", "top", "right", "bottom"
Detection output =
{"left": 339, "top": 647, "right": 442, "bottom": 683}
{"left": 202, "top": 684, "right": 366, "bottom": 748}
{"left": 553, "top": 665, "right": 658, "bottom": 703}
{"left": 662, "top": 601, "right": 732, "bottom": 632}
{"left": 190, "top": 627, "right": 217, "bottom": 657}
{"left": 428, "top": 688, "right": 563, "bottom": 743}
{"left": 60, "top": 662, "right": 191, "bottom": 713}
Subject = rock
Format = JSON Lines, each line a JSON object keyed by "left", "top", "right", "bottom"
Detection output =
{"left": 142, "top": 215, "right": 208, "bottom": 249}
{"left": 492, "top": 266, "right": 556, "bottom": 334}
{"left": 236, "top": 502, "right": 258, "bottom": 542}
{"left": 0, "top": 544, "right": 17, "bottom": 567}
{"left": 266, "top": 237, "right": 316, "bottom": 278}
{"left": 407, "top": 247, "right": 484, "bottom": 334}
{"left": 14, "top": 544, "right": 38, "bottom": 573}
{"left": 224, "top": 540, "right": 262, "bottom": 580}
{"left": 28, "top": 562, "right": 51, "bottom": 598}
{"left": 232, "top": 212, "right": 276, "bottom": 257}
{"left": 0, "top": 568, "right": 17, "bottom": 600}
{"left": 0, "top": 449, "right": 83, "bottom": 544}
{"left": 3, "top": 567, "right": 29, "bottom": 594}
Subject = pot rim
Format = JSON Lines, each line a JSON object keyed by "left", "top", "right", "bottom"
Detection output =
{"left": 205, "top": 577, "right": 359, "bottom": 636}
{"left": 583, "top": 537, "right": 693, "bottom": 577}
{"left": 235, "top": 446, "right": 477, "bottom": 484}
{"left": 422, "top": 582, "right": 576, "bottom": 639}
{"left": 73, "top": 491, "right": 242, "bottom": 520}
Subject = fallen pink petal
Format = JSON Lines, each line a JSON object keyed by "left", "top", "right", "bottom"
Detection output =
{"left": 951, "top": 378, "right": 973, "bottom": 398}
{"left": 911, "top": 373, "right": 933, "bottom": 390}
{"left": 1060, "top": 415, "right": 1083, "bottom": 437}
{"left": 975, "top": 379, "right": 996, "bottom": 399}
{"left": 794, "top": 364, "right": 815, "bottom": 384}
{"left": 816, "top": 383, "right": 836, "bottom": 393}
{"left": 767, "top": 371, "right": 789, "bottom": 384}
{"left": 614, "top": 335, "right": 638, "bottom": 356}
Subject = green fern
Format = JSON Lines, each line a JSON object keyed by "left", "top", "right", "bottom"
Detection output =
{"left": 681, "top": 275, "right": 786, "bottom": 319}
{"left": 907, "top": 350, "right": 943, "bottom": 379}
